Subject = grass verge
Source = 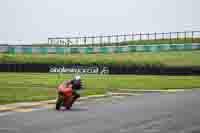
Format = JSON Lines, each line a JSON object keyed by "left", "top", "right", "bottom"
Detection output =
{"left": 0, "top": 73, "right": 200, "bottom": 104}
{"left": 1, "top": 51, "right": 200, "bottom": 67}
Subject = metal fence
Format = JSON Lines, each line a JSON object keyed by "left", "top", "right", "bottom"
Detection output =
{"left": 48, "top": 31, "right": 200, "bottom": 47}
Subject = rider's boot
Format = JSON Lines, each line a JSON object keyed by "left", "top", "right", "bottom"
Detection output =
{"left": 68, "top": 94, "right": 80, "bottom": 109}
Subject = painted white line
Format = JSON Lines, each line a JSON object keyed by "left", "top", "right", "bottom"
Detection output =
{"left": 0, "top": 128, "right": 19, "bottom": 132}
{"left": 0, "top": 112, "right": 14, "bottom": 117}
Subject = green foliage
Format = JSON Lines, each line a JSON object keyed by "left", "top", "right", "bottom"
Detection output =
{"left": 1, "top": 51, "right": 200, "bottom": 67}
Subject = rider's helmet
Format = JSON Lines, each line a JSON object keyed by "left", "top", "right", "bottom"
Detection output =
{"left": 75, "top": 75, "right": 81, "bottom": 81}
{"left": 72, "top": 75, "right": 82, "bottom": 90}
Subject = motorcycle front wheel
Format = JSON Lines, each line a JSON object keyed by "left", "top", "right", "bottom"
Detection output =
{"left": 56, "top": 95, "right": 64, "bottom": 110}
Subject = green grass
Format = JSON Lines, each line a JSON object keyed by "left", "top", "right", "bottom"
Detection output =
{"left": 1, "top": 51, "right": 200, "bottom": 67}
{"left": 0, "top": 73, "right": 200, "bottom": 104}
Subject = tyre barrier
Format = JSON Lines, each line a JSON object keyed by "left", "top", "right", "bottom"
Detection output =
{"left": 0, "top": 43, "right": 200, "bottom": 54}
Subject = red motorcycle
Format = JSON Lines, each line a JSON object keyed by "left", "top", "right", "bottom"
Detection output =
{"left": 56, "top": 81, "right": 75, "bottom": 110}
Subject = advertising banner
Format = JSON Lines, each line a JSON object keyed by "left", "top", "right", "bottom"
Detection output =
{"left": 49, "top": 65, "right": 110, "bottom": 74}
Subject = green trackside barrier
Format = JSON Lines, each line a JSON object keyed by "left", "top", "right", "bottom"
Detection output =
{"left": 84, "top": 47, "right": 94, "bottom": 54}
{"left": 99, "top": 47, "right": 109, "bottom": 54}
{"left": 143, "top": 45, "right": 151, "bottom": 52}
{"left": 78, "top": 48, "right": 85, "bottom": 54}
{"left": 136, "top": 45, "right": 145, "bottom": 52}
{"left": 159, "top": 44, "right": 171, "bottom": 51}
{"left": 121, "top": 47, "right": 128, "bottom": 53}
{"left": 64, "top": 48, "right": 70, "bottom": 54}
{"left": 184, "top": 44, "right": 193, "bottom": 50}
{"left": 22, "top": 47, "right": 32, "bottom": 54}
{"left": 114, "top": 47, "right": 123, "bottom": 53}
{"left": 151, "top": 45, "right": 160, "bottom": 52}
{"left": 192, "top": 44, "right": 200, "bottom": 49}
{"left": 191, "top": 44, "right": 198, "bottom": 49}
{"left": 197, "top": 44, "right": 200, "bottom": 49}
{"left": 144, "top": 45, "right": 159, "bottom": 52}
{"left": 8, "top": 47, "right": 16, "bottom": 54}
{"left": 128, "top": 46, "right": 137, "bottom": 52}
{"left": 176, "top": 44, "right": 185, "bottom": 50}
{"left": 2, "top": 43, "right": 200, "bottom": 55}
{"left": 170, "top": 44, "right": 177, "bottom": 51}
{"left": 56, "top": 48, "right": 65, "bottom": 55}
{"left": 170, "top": 44, "right": 185, "bottom": 51}
{"left": 40, "top": 47, "right": 48, "bottom": 55}
{"left": 70, "top": 48, "right": 80, "bottom": 54}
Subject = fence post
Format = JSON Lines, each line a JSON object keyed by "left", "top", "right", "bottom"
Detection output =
{"left": 184, "top": 31, "right": 187, "bottom": 41}
{"left": 92, "top": 37, "right": 95, "bottom": 47}
{"left": 140, "top": 32, "right": 142, "bottom": 41}
{"left": 84, "top": 36, "right": 87, "bottom": 46}
{"left": 116, "top": 35, "right": 119, "bottom": 45}
{"left": 124, "top": 34, "right": 127, "bottom": 42}
{"left": 162, "top": 32, "right": 164, "bottom": 40}
{"left": 100, "top": 36, "right": 103, "bottom": 46}
{"left": 65, "top": 38, "right": 68, "bottom": 46}
{"left": 192, "top": 31, "right": 194, "bottom": 43}
{"left": 155, "top": 32, "right": 157, "bottom": 41}
{"left": 76, "top": 38, "right": 79, "bottom": 46}
{"left": 147, "top": 33, "right": 150, "bottom": 40}
{"left": 170, "top": 32, "right": 172, "bottom": 44}
{"left": 132, "top": 33, "right": 134, "bottom": 41}
{"left": 48, "top": 38, "right": 51, "bottom": 45}
{"left": 108, "top": 36, "right": 111, "bottom": 45}
{"left": 177, "top": 32, "right": 179, "bottom": 40}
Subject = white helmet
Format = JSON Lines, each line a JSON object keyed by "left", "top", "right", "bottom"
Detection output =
{"left": 75, "top": 75, "right": 81, "bottom": 80}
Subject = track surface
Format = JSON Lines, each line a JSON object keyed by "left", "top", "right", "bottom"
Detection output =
{"left": 1, "top": 91, "right": 200, "bottom": 133}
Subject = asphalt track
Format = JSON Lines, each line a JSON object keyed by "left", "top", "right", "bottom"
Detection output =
{"left": 1, "top": 91, "right": 200, "bottom": 133}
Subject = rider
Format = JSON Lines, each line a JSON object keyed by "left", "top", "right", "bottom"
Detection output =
{"left": 66, "top": 75, "right": 82, "bottom": 107}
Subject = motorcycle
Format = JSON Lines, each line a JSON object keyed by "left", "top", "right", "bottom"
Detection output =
{"left": 55, "top": 81, "right": 75, "bottom": 110}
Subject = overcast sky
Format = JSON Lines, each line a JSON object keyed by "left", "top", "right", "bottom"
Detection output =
{"left": 0, "top": 0, "right": 200, "bottom": 44}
